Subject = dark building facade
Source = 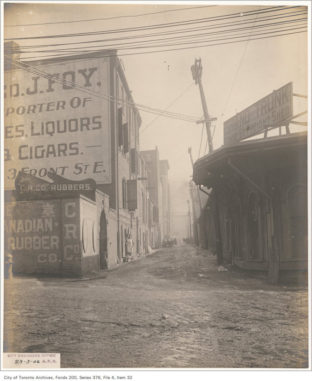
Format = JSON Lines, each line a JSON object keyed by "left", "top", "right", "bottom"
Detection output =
{"left": 193, "top": 83, "right": 307, "bottom": 283}
{"left": 193, "top": 132, "right": 307, "bottom": 283}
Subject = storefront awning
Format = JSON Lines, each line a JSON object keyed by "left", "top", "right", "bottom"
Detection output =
{"left": 193, "top": 132, "right": 307, "bottom": 187}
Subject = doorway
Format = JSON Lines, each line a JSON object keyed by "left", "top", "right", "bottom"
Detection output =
{"left": 99, "top": 211, "right": 108, "bottom": 269}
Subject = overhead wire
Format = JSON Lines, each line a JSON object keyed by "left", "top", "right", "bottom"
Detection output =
{"left": 18, "top": 24, "right": 307, "bottom": 55}
{"left": 3, "top": 6, "right": 308, "bottom": 175}
{"left": 214, "top": 9, "right": 260, "bottom": 146}
{"left": 4, "top": 7, "right": 306, "bottom": 64}
{"left": 12, "top": 28, "right": 307, "bottom": 62}
{"left": 5, "top": 5, "right": 216, "bottom": 27}
{"left": 4, "top": 6, "right": 302, "bottom": 41}
{"left": 4, "top": 7, "right": 307, "bottom": 125}
{"left": 5, "top": 58, "right": 216, "bottom": 160}
{"left": 4, "top": 7, "right": 307, "bottom": 61}
{"left": 141, "top": 82, "right": 195, "bottom": 133}
{"left": 221, "top": 11, "right": 260, "bottom": 122}
{"left": 12, "top": 18, "right": 307, "bottom": 55}
{"left": 7, "top": 8, "right": 307, "bottom": 51}
{"left": 5, "top": 57, "right": 199, "bottom": 123}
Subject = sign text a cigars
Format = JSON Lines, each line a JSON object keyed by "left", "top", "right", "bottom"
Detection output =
{"left": 4, "top": 56, "right": 111, "bottom": 190}
{"left": 224, "top": 82, "right": 293, "bottom": 145}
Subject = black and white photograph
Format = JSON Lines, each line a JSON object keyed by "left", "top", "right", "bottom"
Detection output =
{"left": 1, "top": 0, "right": 310, "bottom": 375}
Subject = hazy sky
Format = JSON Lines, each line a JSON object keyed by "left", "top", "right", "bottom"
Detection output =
{"left": 4, "top": 1, "right": 309, "bottom": 235}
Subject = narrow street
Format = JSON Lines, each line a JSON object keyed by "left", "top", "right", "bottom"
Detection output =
{"left": 4, "top": 245, "right": 308, "bottom": 369}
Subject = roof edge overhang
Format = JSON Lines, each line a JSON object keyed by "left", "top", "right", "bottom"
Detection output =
{"left": 193, "top": 131, "right": 307, "bottom": 186}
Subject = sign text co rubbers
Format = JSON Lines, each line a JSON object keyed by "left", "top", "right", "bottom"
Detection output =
{"left": 4, "top": 57, "right": 111, "bottom": 189}
{"left": 224, "top": 82, "right": 293, "bottom": 145}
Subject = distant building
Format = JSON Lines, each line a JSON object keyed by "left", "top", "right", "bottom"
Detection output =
{"left": 135, "top": 153, "right": 150, "bottom": 256}
{"left": 141, "top": 148, "right": 171, "bottom": 248}
{"left": 160, "top": 160, "right": 171, "bottom": 240}
{"left": 140, "top": 148, "right": 162, "bottom": 248}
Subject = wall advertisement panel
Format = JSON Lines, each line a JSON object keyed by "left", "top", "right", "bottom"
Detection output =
{"left": 4, "top": 56, "right": 111, "bottom": 189}
{"left": 4, "top": 200, "right": 61, "bottom": 273}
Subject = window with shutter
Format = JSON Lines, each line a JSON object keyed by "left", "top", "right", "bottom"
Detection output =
{"left": 123, "top": 123, "right": 129, "bottom": 153}
{"left": 118, "top": 108, "right": 123, "bottom": 147}
{"left": 130, "top": 149, "right": 137, "bottom": 173}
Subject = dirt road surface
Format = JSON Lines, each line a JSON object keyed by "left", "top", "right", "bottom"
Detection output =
{"left": 3, "top": 245, "right": 309, "bottom": 368}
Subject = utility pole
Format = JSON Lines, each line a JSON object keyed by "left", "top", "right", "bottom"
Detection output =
{"left": 188, "top": 147, "right": 202, "bottom": 211}
{"left": 188, "top": 147, "right": 202, "bottom": 246}
{"left": 191, "top": 58, "right": 224, "bottom": 266}
{"left": 191, "top": 58, "right": 214, "bottom": 154}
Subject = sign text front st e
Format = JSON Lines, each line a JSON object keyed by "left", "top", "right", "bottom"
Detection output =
{"left": 224, "top": 82, "right": 293, "bottom": 145}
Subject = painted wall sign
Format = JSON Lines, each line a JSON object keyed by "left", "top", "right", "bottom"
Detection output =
{"left": 14, "top": 171, "right": 96, "bottom": 200}
{"left": 4, "top": 200, "right": 61, "bottom": 271}
{"left": 224, "top": 82, "right": 293, "bottom": 145}
{"left": 4, "top": 57, "right": 111, "bottom": 189}
{"left": 61, "top": 198, "right": 81, "bottom": 272}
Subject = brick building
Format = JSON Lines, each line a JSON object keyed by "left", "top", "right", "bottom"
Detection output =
{"left": 3, "top": 46, "right": 162, "bottom": 276}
